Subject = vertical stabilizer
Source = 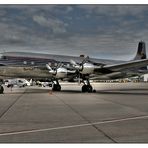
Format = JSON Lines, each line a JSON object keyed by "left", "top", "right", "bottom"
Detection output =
{"left": 134, "top": 41, "right": 147, "bottom": 70}
{"left": 134, "top": 41, "right": 146, "bottom": 60}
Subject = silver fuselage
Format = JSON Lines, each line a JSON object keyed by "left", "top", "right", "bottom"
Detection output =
{"left": 0, "top": 52, "right": 146, "bottom": 80}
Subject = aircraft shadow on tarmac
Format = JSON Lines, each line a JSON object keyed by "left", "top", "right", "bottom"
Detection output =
{"left": 60, "top": 88, "right": 148, "bottom": 95}
{"left": 96, "top": 89, "right": 148, "bottom": 95}
{"left": 4, "top": 88, "right": 51, "bottom": 94}
{"left": 4, "top": 88, "right": 148, "bottom": 95}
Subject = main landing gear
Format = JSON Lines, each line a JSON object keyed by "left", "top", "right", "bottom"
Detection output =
{"left": 0, "top": 85, "right": 4, "bottom": 94}
{"left": 52, "top": 80, "right": 61, "bottom": 91}
{"left": 51, "top": 79, "right": 96, "bottom": 93}
{"left": 81, "top": 80, "right": 96, "bottom": 93}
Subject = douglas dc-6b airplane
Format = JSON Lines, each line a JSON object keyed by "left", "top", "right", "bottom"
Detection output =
{"left": 0, "top": 41, "right": 148, "bottom": 94}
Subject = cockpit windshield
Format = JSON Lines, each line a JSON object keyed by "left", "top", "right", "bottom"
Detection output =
{"left": 0, "top": 54, "right": 6, "bottom": 60}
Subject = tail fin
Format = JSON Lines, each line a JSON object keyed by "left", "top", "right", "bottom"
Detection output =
{"left": 134, "top": 41, "right": 146, "bottom": 60}
{"left": 134, "top": 41, "right": 147, "bottom": 70}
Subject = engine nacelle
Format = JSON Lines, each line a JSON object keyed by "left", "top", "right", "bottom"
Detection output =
{"left": 55, "top": 67, "right": 68, "bottom": 79}
{"left": 80, "top": 63, "right": 95, "bottom": 74}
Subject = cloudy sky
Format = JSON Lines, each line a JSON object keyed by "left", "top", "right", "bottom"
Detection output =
{"left": 0, "top": 5, "right": 148, "bottom": 60}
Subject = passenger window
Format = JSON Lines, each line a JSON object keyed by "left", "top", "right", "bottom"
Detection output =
{"left": 23, "top": 61, "right": 27, "bottom": 65}
{"left": 31, "top": 61, "right": 35, "bottom": 65}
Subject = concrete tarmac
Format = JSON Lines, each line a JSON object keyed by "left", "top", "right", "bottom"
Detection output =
{"left": 0, "top": 82, "right": 148, "bottom": 143}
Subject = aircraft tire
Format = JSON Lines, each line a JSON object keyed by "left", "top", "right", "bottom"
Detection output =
{"left": 87, "top": 85, "right": 93, "bottom": 93}
{"left": 82, "top": 85, "right": 87, "bottom": 93}
{"left": 56, "top": 84, "right": 61, "bottom": 91}
{"left": 0, "top": 85, "right": 4, "bottom": 94}
{"left": 52, "top": 84, "right": 61, "bottom": 91}
{"left": 93, "top": 89, "right": 96, "bottom": 93}
{"left": 82, "top": 85, "right": 93, "bottom": 93}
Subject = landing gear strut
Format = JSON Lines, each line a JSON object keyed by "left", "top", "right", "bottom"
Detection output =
{"left": 52, "top": 80, "right": 61, "bottom": 91}
{"left": 0, "top": 85, "right": 4, "bottom": 94}
{"left": 81, "top": 79, "right": 96, "bottom": 93}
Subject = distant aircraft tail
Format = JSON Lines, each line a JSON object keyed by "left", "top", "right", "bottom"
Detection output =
{"left": 134, "top": 41, "right": 147, "bottom": 70}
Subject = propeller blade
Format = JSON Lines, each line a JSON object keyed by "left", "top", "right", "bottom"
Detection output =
{"left": 56, "top": 63, "right": 63, "bottom": 69}
{"left": 46, "top": 64, "right": 52, "bottom": 71}
{"left": 82, "top": 56, "right": 89, "bottom": 64}
{"left": 70, "top": 59, "right": 78, "bottom": 66}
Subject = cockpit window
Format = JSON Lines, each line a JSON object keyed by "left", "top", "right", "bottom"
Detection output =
{"left": 3, "top": 56, "right": 7, "bottom": 59}
{"left": 0, "top": 54, "right": 7, "bottom": 59}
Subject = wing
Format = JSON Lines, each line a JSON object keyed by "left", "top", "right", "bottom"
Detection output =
{"left": 96, "top": 59, "right": 148, "bottom": 72}
{"left": 88, "top": 59, "right": 148, "bottom": 80}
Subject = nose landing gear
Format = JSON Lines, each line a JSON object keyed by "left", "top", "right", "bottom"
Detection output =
{"left": 0, "top": 85, "right": 4, "bottom": 94}
{"left": 52, "top": 80, "right": 61, "bottom": 91}
{"left": 52, "top": 84, "right": 61, "bottom": 91}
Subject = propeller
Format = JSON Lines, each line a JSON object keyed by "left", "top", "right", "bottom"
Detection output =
{"left": 46, "top": 63, "right": 63, "bottom": 75}
{"left": 70, "top": 59, "right": 78, "bottom": 66}
{"left": 46, "top": 64, "right": 52, "bottom": 71}
{"left": 46, "top": 64, "right": 56, "bottom": 74}
{"left": 70, "top": 57, "right": 91, "bottom": 84}
{"left": 81, "top": 56, "right": 90, "bottom": 64}
{"left": 46, "top": 62, "right": 76, "bottom": 79}
{"left": 70, "top": 56, "right": 90, "bottom": 70}
{"left": 70, "top": 59, "right": 82, "bottom": 70}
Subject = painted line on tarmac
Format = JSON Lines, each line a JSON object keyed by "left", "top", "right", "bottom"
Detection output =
{"left": 0, "top": 115, "right": 148, "bottom": 136}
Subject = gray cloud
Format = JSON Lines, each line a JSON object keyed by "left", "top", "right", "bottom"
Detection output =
{"left": 33, "top": 15, "right": 67, "bottom": 34}
{"left": 78, "top": 5, "right": 148, "bottom": 17}
{"left": 0, "top": 5, "right": 148, "bottom": 61}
